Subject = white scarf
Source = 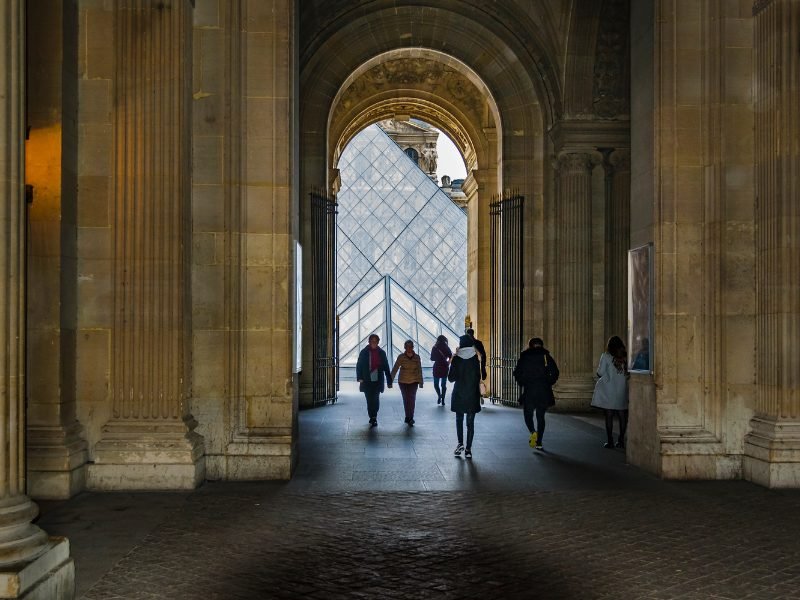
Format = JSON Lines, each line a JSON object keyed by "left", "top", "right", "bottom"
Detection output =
{"left": 455, "top": 346, "right": 476, "bottom": 360}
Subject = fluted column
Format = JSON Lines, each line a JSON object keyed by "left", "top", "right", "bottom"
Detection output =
{"left": 744, "top": 0, "right": 800, "bottom": 488}
{"left": 88, "top": 0, "right": 204, "bottom": 491}
{"left": 0, "top": 2, "right": 74, "bottom": 595}
{"left": 604, "top": 149, "right": 630, "bottom": 342}
{"left": 554, "top": 152, "right": 596, "bottom": 406}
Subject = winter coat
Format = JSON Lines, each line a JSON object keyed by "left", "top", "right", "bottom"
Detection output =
{"left": 448, "top": 348, "right": 482, "bottom": 414}
{"left": 430, "top": 342, "right": 452, "bottom": 378}
{"left": 391, "top": 352, "right": 424, "bottom": 385}
{"left": 513, "top": 347, "right": 560, "bottom": 409}
{"left": 356, "top": 346, "right": 392, "bottom": 393}
{"left": 591, "top": 352, "right": 629, "bottom": 410}
{"left": 472, "top": 338, "right": 488, "bottom": 380}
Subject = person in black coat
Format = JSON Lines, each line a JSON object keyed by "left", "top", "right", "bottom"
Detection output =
{"left": 513, "top": 337, "right": 560, "bottom": 450}
{"left": 466, "top": 328, "right": 487, "bottom": 381}
{"left": 356, "top": 333, "right": 393, "bottom": 427}
{"left": 448, "top": 334, "right": 482, "bottom": 459}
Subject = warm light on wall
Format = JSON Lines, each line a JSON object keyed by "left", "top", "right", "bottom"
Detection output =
{"left": 24, "top": 124, "right": 62, "bottom": 218}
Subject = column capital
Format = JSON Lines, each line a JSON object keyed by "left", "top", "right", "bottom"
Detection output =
{"left": 555, "top": 151, "right": 599, "bottom": 174}
{"left": 752, "top": 0, "right": 775, "bottom": 16}
{"left": 603, "top": 148, "right": 631, "bottom": 175}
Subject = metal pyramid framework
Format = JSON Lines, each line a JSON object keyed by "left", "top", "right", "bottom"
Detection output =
{"left": 338, "top": 276, "right": 461, "bottom": 367}
{"left": 336, "top": 124, "right": 467, "bottom": 367}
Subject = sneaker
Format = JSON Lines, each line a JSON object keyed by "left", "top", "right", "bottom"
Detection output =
{"left": 454, "top": 444, "right": 464, "bottom": 456}
{"left": 615, "top": 440, "right": 625, "bottom": 449}
{"left": 465, "top": 448, "right": 472, "bottom": 459}
{"left": 370, "top": 419, "right": 377, "bottom": 428}
{"left": 409, "top": 418, "right": 415, "bottom": 426}
{"left": 534, "top": 444, "right": 543, "bottom": 451}
{"left": 529, "top": 431, "right": 538, "bottom": 448}
{"left": 604, "top": 442, "right": 614, "bottom": 449}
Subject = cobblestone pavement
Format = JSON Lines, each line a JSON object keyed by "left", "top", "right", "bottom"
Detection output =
{"left": 39, "top": 384, "right": 800, "bottom": 599}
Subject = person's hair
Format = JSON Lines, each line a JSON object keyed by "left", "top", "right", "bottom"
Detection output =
{"left": 436, "top": 335, "right": 448, "bottom": 345}
{"left": 466, "top": 328, "right": 475, "bottom": 336}
{"left": 368, "top": 334, "right": 380, "bottom": 343}
{"left": 404, "top": 339, "right": 414, "bottom": 349}
{"left": 529, "top": 337, "right": 544, "bottom": 348}
{"left": 606, "top": 336, "right": 627, "bottom": 372}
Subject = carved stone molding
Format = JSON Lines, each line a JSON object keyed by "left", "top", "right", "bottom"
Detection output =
{"left": 752, "top": 0, "right": 775, "bottom": 15}
{"left": 593, "top": 0, "right": 630, "bottom": 119}
{"left": 332, "top": 56, "right": 486, "bottom": 129}
{"left": 557, "top": 152, "right": 597, "bottom": 174}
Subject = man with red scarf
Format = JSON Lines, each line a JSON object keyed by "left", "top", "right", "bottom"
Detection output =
{"left": 356, "top": 334, "right": 393, "bottom": 427}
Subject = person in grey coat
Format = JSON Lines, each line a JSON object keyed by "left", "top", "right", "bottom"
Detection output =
{"left": 590, "top": 335, "right": 630, "bottom": 448}
{"left": 448, "top": 334, "right": 482, "bottom": 459}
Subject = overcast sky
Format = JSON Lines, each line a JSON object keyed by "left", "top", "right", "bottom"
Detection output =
{"left": 436, "top": 129, "right": 467, "bottom": 182}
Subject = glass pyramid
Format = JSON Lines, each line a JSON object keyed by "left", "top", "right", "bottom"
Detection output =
{"left": 338, "top": 276, "right": 462, "bottom": 367}
{"left": 336, "top": 123, "right": 467, "bottom": 364}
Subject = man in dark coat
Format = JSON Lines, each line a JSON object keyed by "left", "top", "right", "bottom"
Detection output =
{"left": 356, "top": 334, "right": 392, "bottom": 427}
{"left": 513, "top": 337, "right": 560, "bottom": 450}
{"left": 448, "top": 334, "right": 482, "bottom": 459}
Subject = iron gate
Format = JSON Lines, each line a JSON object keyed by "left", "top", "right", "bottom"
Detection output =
{"left": 311, "top": 190, "right": 338, "bottom": 406}
{"left": 489, "top": 193, "right": 524, "bottom": 406}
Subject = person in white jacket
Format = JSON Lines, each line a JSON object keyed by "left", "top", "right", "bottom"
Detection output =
{"left": 590, "top": 336, "right": 630, "bottom": 448}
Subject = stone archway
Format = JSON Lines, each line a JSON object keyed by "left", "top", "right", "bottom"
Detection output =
{"left": 298, "top": 2, "right": 560, "bottom": 406}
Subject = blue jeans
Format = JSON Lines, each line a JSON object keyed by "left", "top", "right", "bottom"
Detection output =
{"left": 455, "top": 412, "right": 476, "bottom": 449}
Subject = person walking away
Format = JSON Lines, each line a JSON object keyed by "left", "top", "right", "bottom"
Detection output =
{"left": 513, "top": 337, "right": 560, "bottom": 451}
{"left": 391, "top": 339, "right": 424, "bottom": 426}
{"left": 356, "top": 334, "right": 392, "bottom": 427}
{"left": 430, "top": 335, "right": 452, "bottom": 405}
{"left": 591, "top": 335, "right": 630, "bottom": 448}
{"left": 465, "top": 328, "right": 487, "bottom": 381}
{"left": 448, "top": 335, "right": 482, "bottom": 459}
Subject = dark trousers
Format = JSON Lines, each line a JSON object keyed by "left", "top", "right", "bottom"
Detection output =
{"left": 604, "top": 409, "right": 629, "bottom": 443}
{"left": 399, "top": 383, "right": 418, "bottom": 420}
{"left": 363, "top": 383, "right": 381, "bottom": 419}
{"left": 433, "top": 376, "right": 447, "bottom": 399}
{"left": 523, "top": 404, "right": 547, "bottom": 442}
{"left": 455, "top": 412, "right": 476, "bottom": 449}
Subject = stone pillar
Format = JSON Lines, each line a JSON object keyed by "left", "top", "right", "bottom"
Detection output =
{"left": 0, "top": 1, "right": 75, "bottom": 596}
{"left": 603, "top": 148, "right": 630, "bottom": 343}
{"left": 554, "top": 152, "right": 596, "bottom": 408}
{"left": 25, "top": 0, "right": 88, "bottom": 501}
{"left": 87, "top": 0, "right": 204, "bottom": 491}
{"left": 744, "top": 0, "right": 800, "bottom": 488}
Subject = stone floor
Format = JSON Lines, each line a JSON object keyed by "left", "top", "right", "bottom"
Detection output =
{"left": 38, "top": 383, "right": 800, "bottom": 599}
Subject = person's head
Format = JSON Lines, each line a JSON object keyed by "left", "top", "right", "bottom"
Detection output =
{"left": 606, "top": 335, "right": 627, "bottom": 358}
{"left": 436, "top": 335, "right": 448, "bottom": 346}
{"left": 404, "top": 339, "right": 414, "bottom": 354}
{"left": 458, "top": 334, "right": 474, "bottom": 348}
{"left": 529, "top": 337, "right": 544, "bottom": 349}
{"left": 466, "top": 328, "right": 475, "bottom": 337}
{"left": 368, "top": 334, "right": 380, "bottom": 349}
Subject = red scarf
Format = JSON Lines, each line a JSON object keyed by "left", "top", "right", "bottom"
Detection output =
{"left": 369, "top": 347, "right": 381, "bottom": 371}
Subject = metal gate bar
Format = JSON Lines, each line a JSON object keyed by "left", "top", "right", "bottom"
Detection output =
{"left": 489, "top": 193, "right": 524, "bottom": 406}
{"left": 311, "top": 190, "right": 338, "bottom": 406}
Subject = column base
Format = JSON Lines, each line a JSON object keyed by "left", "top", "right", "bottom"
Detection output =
{"left": 552, "top": 374, "right": 595, "bottom": 412}
{"left": 743, "top": 416, "right": 800, "bottom": 488}
{"left": 26, "top": 423, "right": 88, "bottom": 500}
{"left": 87, "top": 419, "right": 205, "bottom": 491}
{"left": 0, "top": 538, "right": 74, "bottom": 600}
{"left": 224, "top": 433, "right": 296, "bottom": 480}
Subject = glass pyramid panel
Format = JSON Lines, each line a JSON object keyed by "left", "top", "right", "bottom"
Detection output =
{"left": 337, "top": 123, "right": 468, "bottom": 352}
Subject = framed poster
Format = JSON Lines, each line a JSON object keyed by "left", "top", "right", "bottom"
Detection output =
{"left": 294, "top": 242, "right": 302, "bottom": 374}
{"left": 628, "top": 243, "right": 653, "bottom": 373}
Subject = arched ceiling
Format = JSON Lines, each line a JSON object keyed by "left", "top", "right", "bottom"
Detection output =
{"left": 329, "top": 50, "right": 500, "bottom": 172}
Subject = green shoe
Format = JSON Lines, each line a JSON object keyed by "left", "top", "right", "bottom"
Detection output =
{"left": 529, "top": 431, "right": 538, "bottom": 448}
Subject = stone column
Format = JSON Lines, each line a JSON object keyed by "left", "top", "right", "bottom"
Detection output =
{"left": 0, "top": 1, "right": 75, "bottom": 596}
{"left": 603, "top": 148, "right": 630, "bottom": 343}
{"left": 554, "top": 152, "right": 596, "bottom": 408}
{"left": 88, "top": 0, "right": 204, "bottom": 491}
{"left": 744, "top": 0, "right": 800, "bottom": 488}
